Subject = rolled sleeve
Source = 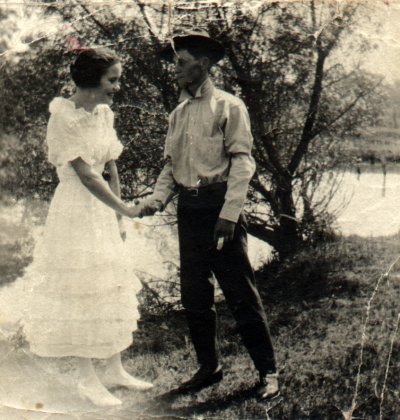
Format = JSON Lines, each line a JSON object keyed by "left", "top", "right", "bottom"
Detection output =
{"left": 219, "top": 103, "right": 256, "bottom": 223}
{"left": 152, "top": 160, "right": 177, "bottom": 207}
{"left": 152, "top": 114, "right": 178, "bottom": 206}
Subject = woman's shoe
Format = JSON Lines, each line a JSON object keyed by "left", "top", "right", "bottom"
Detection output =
{"left": 102, "top": 370, "right": 154, "bottom": 391}
{"left": 78, "top": 382, "right": 122, "bottom": 407}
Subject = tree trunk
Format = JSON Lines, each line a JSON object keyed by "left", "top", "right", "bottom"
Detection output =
{"left": 274, "top": 176, "right": 301, "bottom": 259}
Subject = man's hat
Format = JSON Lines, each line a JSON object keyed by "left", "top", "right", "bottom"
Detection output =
{"left": 158, "top": 29, "right": 225, "bottom": 63}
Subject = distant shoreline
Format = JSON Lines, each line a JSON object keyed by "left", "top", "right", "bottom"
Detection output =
{"left": 337, "top": 161, "right": 400, "bottom": 174}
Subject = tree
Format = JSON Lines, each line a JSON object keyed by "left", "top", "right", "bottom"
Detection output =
{"left": 204, "top": 1, "right": 384, "bottom": 258}
{"left": 0, "top": 0, "right": 385, "bottom": 260}
{"left": 0, "top": 1, "right": 176, "bottom": 201}
{"left": 383, "top": 79, "right": 400, "bottom": 129}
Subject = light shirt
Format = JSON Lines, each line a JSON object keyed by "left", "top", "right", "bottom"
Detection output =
{"left": 153, "top": 78, "right": 256, "bottom": 223}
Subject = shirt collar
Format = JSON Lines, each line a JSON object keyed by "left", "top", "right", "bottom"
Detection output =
{"left": 178, "top": 78, "right": 214, "bottom": 103}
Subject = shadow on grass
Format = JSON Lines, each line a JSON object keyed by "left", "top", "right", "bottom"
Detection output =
{"left": 145, "top": 385, "right": 266, "bottom": 418}
{"left": 258, "top": 240, "right": 362, "bottom": 305}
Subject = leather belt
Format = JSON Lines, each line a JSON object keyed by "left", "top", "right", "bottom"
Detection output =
{"left": 178, "top": 182, "right": 227, "bottom": 197}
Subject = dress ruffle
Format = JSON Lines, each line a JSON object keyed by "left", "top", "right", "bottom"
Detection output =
{"left": 2, "top": 97, "right": 141, "bottom": 359}
{"left": 23, "top": 264, "right": 141, "bottom": 358}
{"left": 47, "top": 97, "right": 124, "bottom": 167}
{"left": 108, "top": 135, "right": 124, "bottom": 161}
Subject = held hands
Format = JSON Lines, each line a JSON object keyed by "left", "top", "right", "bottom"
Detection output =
{"left": 213, "top": 218, "right": 236, "bottom": 250}
{"left": 124, "top": 206, "right": 143, "bottom": 219}
{"left": 136, "top": 198, "right": 164, "bottom": 217}
{"left": 124, "top": 198, "right": 163, "bottom": 219}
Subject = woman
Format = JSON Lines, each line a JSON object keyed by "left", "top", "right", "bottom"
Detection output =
{"left": 20, "top": 47, "right": 152, "bottom": 407}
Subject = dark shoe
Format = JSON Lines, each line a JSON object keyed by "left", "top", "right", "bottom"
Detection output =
{"left": 256, "top": 372, "right": 280, "bottom": 400}
{"left": 178, "top": 366, "right": 223, "bottom": 392}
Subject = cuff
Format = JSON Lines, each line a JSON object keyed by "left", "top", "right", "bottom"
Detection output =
{"left": 219, "top": 203, "right": 242, "bottom": 223}
{"left": 151, "top": 192, "right": 167, "bottom": 206}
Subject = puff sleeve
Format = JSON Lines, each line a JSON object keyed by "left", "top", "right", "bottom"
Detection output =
{"left": 46, "top": 98, "right": 95, "bottom": 167}
{"left": 101, "top": 106, "right": 123, "bottom": 161}
{"left": 107, "top": 135, "right": 123, "bottom": 161}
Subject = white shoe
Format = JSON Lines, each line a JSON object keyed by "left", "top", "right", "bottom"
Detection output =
{"left": 102, "top": 370, "right": 154, "bottom": 391}
{"left": 78, "top": 382, "right": 122, "bottom": 407}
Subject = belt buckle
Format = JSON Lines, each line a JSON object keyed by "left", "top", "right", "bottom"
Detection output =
{"left": 187, "top": 187, "right": 199, "bottom": 197}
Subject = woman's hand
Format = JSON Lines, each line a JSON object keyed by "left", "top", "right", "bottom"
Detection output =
{"left": 118, "top": 218, "right": 127, "bottom": 241}
{"left": 125, "top": 205, "right": 144, "bottom": 219}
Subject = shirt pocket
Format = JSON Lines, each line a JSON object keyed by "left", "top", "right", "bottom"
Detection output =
{"left": 200, "top": 133, "right": 225, "bottom": 166}
{"left": 201, "top": 106, "right": 225, "bottom": 139}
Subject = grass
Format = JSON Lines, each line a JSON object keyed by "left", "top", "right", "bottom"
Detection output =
{"left": 127, "top": 237, "right": 400, "bottom": 419}
{"left": 1, "top": 201, "right": 400, "bottom": 419}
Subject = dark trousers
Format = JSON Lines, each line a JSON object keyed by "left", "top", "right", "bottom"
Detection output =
{"left": 177, "top": 184, "right": 276, "bottom": 375}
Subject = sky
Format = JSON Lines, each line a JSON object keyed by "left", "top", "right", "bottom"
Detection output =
{"left": 358, "top": 0, "right": 400, "bottom": 83}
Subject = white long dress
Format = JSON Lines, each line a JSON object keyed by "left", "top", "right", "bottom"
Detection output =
{"left": 21, "top": 97, "right": 142, "bottom": 359}
{"left": 0, "top": 98, "right": 144, "bottom": 415}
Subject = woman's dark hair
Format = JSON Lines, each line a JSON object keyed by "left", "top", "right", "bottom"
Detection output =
{"left": 70, "top": 47, "right": 120, "bottom": 89}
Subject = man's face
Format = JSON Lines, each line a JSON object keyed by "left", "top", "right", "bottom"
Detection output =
{"left": 174, "top": 49, "right": 204, "bottom": 89}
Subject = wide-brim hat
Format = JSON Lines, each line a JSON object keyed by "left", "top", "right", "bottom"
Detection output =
{"left": 158, "top": 30, "right": 225, "bottom": 63}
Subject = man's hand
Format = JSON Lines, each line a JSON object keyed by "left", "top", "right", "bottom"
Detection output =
{"left": 213, "top": 218, "right": 236, "bottom": 249}
{"left": 136, "top": 198, "right": 163, "bottom": 217}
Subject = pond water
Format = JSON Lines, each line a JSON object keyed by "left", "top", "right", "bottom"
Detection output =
{"left": 329, "top": 165, "right": 400, "bottom": 237}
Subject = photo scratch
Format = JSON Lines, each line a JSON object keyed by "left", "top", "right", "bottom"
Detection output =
{"left": 1, "top": 0, "right": 400, "bottom": 419}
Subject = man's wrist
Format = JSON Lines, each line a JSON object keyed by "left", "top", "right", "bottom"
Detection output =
{"left": 218, "top": 217, "right": 236, "bottom": 224}
{"left": 152, "top": 198, "right": 164, "bottom": 211}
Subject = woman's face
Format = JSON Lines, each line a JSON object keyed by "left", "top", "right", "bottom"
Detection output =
{"left": 93, "top": 62, "right": 122, "bottom": 105}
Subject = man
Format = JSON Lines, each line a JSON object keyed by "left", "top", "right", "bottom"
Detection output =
{"left": 140, "top": 30, "right": 279, "bottom": 400}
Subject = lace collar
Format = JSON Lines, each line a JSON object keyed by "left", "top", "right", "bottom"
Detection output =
{"left": 49, "top": 97, "right": 110, "bottom": 116}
